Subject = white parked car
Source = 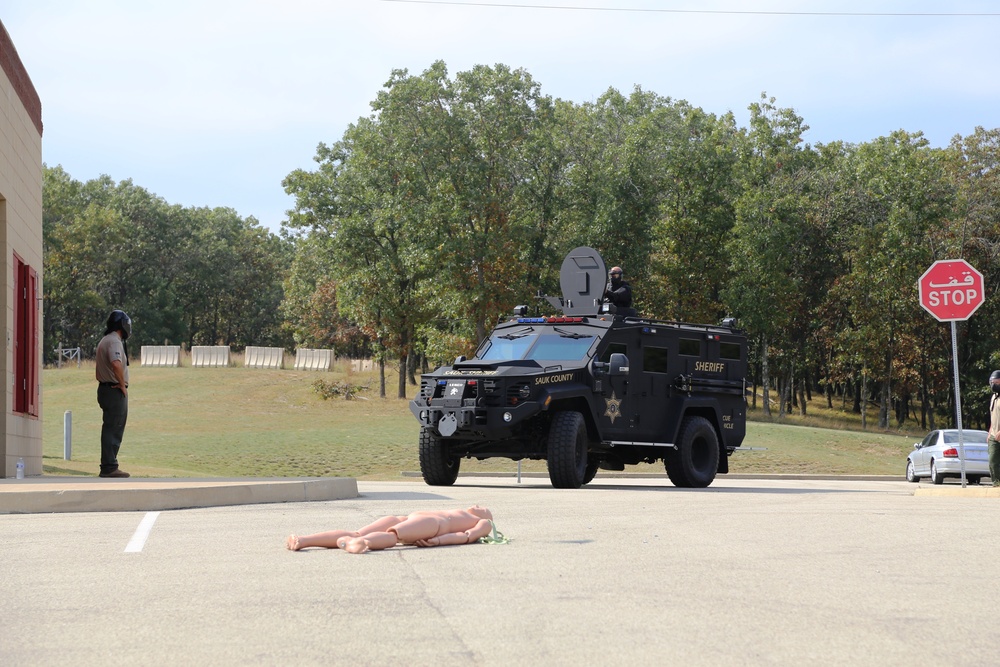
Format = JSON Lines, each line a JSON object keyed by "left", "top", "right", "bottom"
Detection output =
{"left": 906, "top": 429, "right": 992, "bottom": 485}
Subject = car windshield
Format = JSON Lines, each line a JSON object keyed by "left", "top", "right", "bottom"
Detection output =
{"left": 943, "top": 431, "right": 988, "bottom": 444}
{"left": 477, "top": 331, "right": 594, "bottom": 362}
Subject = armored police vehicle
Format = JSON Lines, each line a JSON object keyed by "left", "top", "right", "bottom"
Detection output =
{"left": 410, "top": 247, "right": 748, "bottom": 489}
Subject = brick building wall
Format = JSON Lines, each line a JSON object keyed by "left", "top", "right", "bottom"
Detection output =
{"left": 0, "top": 19, "right": 44, "bottom": 477}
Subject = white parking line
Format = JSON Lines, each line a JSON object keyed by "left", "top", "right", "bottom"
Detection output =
{"left": 124, "top": 512, "right": 161, "bottom": 553}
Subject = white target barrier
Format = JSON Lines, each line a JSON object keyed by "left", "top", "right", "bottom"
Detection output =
{"left": 294, "top": 348, "right": 333, "bottom": 371}
{"left": 191, "top": 346, "right": 231, "bottom": 367}
{"left": 350, "top": 359, "right": 374, "bottom": 372}
{"left": 140, "top": 345, "right": 181, "bottom": 367}
{"left": 245, "top": 346, "right": 284, "bottom": 369}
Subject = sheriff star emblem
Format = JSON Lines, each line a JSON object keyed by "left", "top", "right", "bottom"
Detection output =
{"left": 604, "top": 391, "right": 623, "bottom": 424}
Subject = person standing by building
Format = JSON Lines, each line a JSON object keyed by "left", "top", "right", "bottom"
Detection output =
{"left": 988, "top": 370, "right": 1000, "bottom": 487}
{"left": 96, "top": 310, "right": 132, "bottom": 478}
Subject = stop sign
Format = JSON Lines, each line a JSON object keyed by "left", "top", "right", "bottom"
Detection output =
{"left": 918, "top": 259, "right": 985, "bottom": 321}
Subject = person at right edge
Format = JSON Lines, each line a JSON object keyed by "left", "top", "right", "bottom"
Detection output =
{"left": 96, "top": 310, "right": 132, "bottom": 478}
{"left": 988, "top": 370, "right": 1000, "bottom": 487}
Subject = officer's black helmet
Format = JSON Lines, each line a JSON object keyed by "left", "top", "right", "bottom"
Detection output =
{"left": 106, "top": 310, "right": 132, "bottom": 340}
{"left": 989, "top": 370, "right": 1000, "bottom": 386}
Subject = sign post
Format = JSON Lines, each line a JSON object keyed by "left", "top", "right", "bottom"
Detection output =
{"left": 918, "top": 259, "right": 986, "bottom": 487}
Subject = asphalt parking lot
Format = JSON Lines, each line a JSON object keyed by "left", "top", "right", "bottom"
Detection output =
{"left": 1, "top": 476, "right": 998, "bottom": 666}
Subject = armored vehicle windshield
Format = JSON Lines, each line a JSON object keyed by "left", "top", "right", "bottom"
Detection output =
{"left": 476, "top": 326, "right": 598, "bottom": 362}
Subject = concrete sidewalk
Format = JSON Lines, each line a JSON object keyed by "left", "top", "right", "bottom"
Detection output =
{"left": 0, "top": 476, "right": 358, "bottom": 514}
{"left": 0, "top": 472, "right": 995, "bottom": 514}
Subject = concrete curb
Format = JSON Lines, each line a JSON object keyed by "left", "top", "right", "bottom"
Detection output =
{"left": 400, "top": 471, "right": 905, "bottom": 481}
{"left": 0, "top": 477, "right": 358, "bottom": 514}
{"left": 914, "top": 485, "right": 1000, "bottom": 497}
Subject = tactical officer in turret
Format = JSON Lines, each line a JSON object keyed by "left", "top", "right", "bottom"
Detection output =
{"left": 603, "top": 266, "right": 635, "bottom": 316}
{"left": 96, "top": 310, "right": 132, "bottom": 478}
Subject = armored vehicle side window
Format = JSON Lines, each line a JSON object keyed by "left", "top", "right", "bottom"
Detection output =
{"left": 720, "top": 342, "right": 741, "bottom": 360}
{"left": 679, "top": 338, "right": 701, "bottom": 356}
{"left": 600, "top": 343, "right": 628, "bottom": 363}
{"left": 643, "top": 346, "right": 669, "bottom": 374}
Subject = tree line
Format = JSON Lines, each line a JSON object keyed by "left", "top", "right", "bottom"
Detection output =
{"left": 45, "top": 60, "right": 1000, "bottom": 431}
{"left": 43, "top": 167, "right": 292, "bottom": 358}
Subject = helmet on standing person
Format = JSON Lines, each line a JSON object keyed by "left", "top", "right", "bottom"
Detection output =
{"left": 105, "top": 310, "right": 132, "bottom": 340}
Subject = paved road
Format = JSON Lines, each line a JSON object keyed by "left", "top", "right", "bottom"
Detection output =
{"left": 1, "top": 477, "right": 998, "bottom": 666}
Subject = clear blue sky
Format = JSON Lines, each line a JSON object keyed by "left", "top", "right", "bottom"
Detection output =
{"left": 4, "top": 0, "right": 999, "bottom": 233}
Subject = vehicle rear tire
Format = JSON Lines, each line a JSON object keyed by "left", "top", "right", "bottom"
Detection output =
{"left": 666, "top": 416, "right": 720, "bottom": 488}
{"left": 968, "top": 476, "right": 981, "bottom": 485}
{"left": 905, "top": 460, "right": 918, "bottom": 483}
{"left": 419, "top": 428, "right": 460, "bottom": 486}
{"left": 930, "top": 459, "right": 944, "bottom": 485}
{"left": 547, "top": 411, "right": 588, "bottom": 489}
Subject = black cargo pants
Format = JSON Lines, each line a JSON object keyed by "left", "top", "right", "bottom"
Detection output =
{"left": 97, "top": 384, "right": 128, "bottom": 474}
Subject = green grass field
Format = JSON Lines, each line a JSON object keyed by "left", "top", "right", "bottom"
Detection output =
{"left": 41, "top": 361, "right": 921, "bottom": 479}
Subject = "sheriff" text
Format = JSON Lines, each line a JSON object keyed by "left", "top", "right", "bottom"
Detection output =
{"left": 694, "top": 362, "right": 725, "bottom": 373}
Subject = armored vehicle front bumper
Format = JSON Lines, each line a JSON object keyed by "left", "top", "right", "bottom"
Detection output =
{"left": 409, "top": 397, "right": 544, "bottom": 439}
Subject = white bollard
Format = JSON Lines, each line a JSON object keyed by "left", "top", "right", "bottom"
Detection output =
{"left": 64, "top": 411, "right": 72, "bottom": 460}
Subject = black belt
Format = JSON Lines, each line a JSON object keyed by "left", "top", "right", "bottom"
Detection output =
{"left": 100, "top": 382, "right": 128, "bottom": 388}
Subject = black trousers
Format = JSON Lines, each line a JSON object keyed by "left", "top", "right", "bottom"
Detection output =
{"left": 97, "top": 384, "right": 128, "bottom": 473}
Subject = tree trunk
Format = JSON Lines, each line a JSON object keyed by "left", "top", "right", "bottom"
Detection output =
{"left": 778, "top": 374, "right": 787, "bottom": 418}
{"left": 778, "top": 365, "right": 792, "bottom": 418}
{"left": 861, "top": 374, "right": 868, "bottom": 430}
{"left": 378, "top": 357, "right": 386, "bottom": 399}
{"left": 919, "top": 382, "right": 928, "bottom": 431}
{"left": 798, "top": 377, "right": 807, "bottom": 416}
{"left": 879, "top": 379, "right": 889, "bottom": 429}
{"left": 397, "top": 354, "right": 407, "bottom": 399}
{"left": 407, "top": 350, "right": 418, "bottom": 385}
{"left": 761, "top": 335, "right": 771, "bottom": 417}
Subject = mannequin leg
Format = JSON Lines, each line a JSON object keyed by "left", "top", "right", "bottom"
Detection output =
{"left": 341, "top": 531, "right": 399, "bottom": 553}
{"left": 287, "top": 515, "right": 407, "bottom": 551}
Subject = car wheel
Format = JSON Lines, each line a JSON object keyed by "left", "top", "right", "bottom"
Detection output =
{"left": 666, "top": 416, "right": 720, "bottom": 488}
{"left": 418, "top": 428, "right": 460, "bottom": 486}
{"left": 968, "top": 476, "right": 981, "bottom": 485}
{"left": 906, "top": 460, "right": 919, "bottom": 483}
{"left": 583, "top": 459, "right": 600, "bottom": 485}
{"left": 930, "top": 459, "right": 945, "bottom": 485}
{"left": 547, "top": 411, "right": 588, "bottom": 489}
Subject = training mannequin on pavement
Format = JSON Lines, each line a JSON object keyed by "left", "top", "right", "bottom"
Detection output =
{"left": 286, "top": 506, "right": 495, "bottom": 553}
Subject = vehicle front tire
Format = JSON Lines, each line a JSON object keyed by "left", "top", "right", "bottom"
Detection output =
{"left": 666, "top": 416, "right": 720, "bottom": 488}
{"left": 906, "top": 460, "right": 918, "bottom": 483}
{"left": 547, "top": 411, "right": 588, "bottom": 489}
{"left": 583, "top": 459, "right": 600, "bottom": 485}
{"left": 419, "top": 428, "right": 460, "bottom": 486}
{"left": 930, "top": 459, "right": 945, "bottom": 485}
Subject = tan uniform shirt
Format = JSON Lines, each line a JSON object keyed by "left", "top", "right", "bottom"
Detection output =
{"left": 990, "top": 395, "right": 1000, "bottom": 442}
{"left": 95, "top": 332, "right": 129, "bottom": 385}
